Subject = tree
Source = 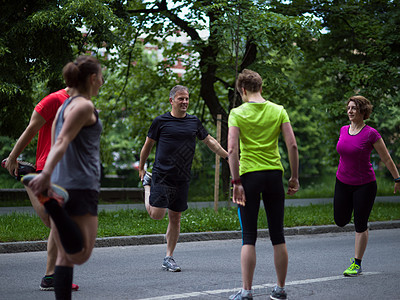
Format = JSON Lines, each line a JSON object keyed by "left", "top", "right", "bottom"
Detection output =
{"left": 126, "top": 0, "right": 320, "bottom": 193}
{"left": 269, "top": 0, "right": 400, "bottom": 167}
{"left": 0, "top": 0, "right": 127, "bottom": 137}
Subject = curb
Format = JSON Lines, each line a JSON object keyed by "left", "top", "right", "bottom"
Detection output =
{"left": 1, "top": 220, "right": 400, "bottom": 254}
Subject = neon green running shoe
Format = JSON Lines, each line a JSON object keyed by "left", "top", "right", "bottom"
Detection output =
{"left": 343, "top": 258, "right": 362, "bottom": 277}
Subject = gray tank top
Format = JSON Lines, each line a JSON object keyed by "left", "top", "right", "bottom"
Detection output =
{"left": 51, "top": 96, "right": 102, "bottom": 191}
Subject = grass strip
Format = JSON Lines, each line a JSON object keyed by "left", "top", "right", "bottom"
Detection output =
{"left": 1, "top": 202, "right": 399, "bottom": 243}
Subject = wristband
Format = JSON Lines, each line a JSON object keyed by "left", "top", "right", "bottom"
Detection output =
{"left": 231, "top": 178, "right": 241, "bottom": 185}
{"left": 394, "top": 177, "right": 400, "bottom": 183}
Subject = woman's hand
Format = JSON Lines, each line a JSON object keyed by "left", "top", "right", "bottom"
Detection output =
{"left": 287, "top": 177, "right": 299, "bottom": 195}
{"left": 4, "top": 158, "right": 18, "bottom": 178}
{"left": 28, "top": 173, "right": 51, "bottom": 197}
{"left": 232, "top": 184, "right": 246, "bottom": 206}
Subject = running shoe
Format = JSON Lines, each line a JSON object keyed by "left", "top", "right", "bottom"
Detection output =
{"left": 162, "top": 256, "right": 181, "bottom": 272}
{"left": 270, "top": 285, "right": 287, "bottom": 300}
{"left": 40, "top": 274, "right": 79, "bottom": 291}
{"left": 1, "top": 158, "right": 36, "bottom": 181}
{"left": 40, "top": 275, "right": 54, "bottom": 291}
{"left": 142, "top": 171, "right": 152, "bottom": 186}
{"left": 229, "top": 289, "right": 253, "bottom": 300}
{"left": 21, "top": 173, "right": 69, "bottom": 206}
{"left": 343, "top": 258, "right": 362, "bottom": 277}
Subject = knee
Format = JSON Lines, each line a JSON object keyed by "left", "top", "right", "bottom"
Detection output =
{"left": 149, "top": 210, "right": 165, "bottom": 220}
{"left": 270, "top": 232, "right": 285, "bottom": 246}
{"left": 334, "top": 219, "right": 348, "bottom": 227}
{"left": 242, "top": 232, "right": 257, "bottom": 246}
{"left": 334, "top": 214, "right": 350, "bottom": 228}
{"left": 73, "top": 256, "right": 90, "bottom": 265}
{"left": 355, "top": 224, "right": 368, "bottom": 233}
{"left": 168, "top": 212, "right": 181, "bottom": 224}
{"left": 147, "top": 206, "right": 167, "bottom": 220}
{"left": 69, "top": 250, "right": 92, "bottom": 265}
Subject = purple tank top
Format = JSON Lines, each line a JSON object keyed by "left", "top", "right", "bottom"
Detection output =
{"left": 336, "top": 125, "right": 381, "bottom": 185}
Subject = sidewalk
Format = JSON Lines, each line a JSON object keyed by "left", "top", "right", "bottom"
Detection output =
{"left": 0, "top": 196, "right": 398, "bottom": 215}
{"left": 1, "top": 196, "right": 399, "bottom": 254}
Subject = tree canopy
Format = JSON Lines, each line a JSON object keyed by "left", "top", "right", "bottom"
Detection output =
{"left": 1, "top": 0, "right": 400, "bottom": 190}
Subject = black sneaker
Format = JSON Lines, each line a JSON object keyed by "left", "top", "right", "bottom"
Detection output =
{"left": 270, "top": 285, "right": 287, "bottom": 300}
{"left": 40, "top": 275, "right": 79, "bottom": 291}
{"left": 142, "top": 171, "right": 152, "bottom": 186}
{"left": 162, "top": 256, "right": 181, "bottom": 272}
{"left": 1, "top": 158, "right": 36, "bottom": 181}
{"left": 40, "top": 275, "right": 54, "bottom": 291}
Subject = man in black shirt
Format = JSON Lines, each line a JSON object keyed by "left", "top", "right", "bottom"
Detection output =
{"left": 138, "top": 85, "right": 228, "bottom": 272}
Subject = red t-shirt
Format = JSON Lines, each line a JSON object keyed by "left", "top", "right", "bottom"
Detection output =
{"left": 34, "top": 89, "right": 69, "bottom": 170}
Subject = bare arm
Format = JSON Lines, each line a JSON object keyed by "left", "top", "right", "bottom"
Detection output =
{"left": 281, "top": 122, "right": 300, "bottom": 195}
{"left": 227, "top": 126, "right": 246, "bottom": 206}
{"left": 373, "top": 138, "right": 400, "bottom": 194}
{"left": 51, "top": 107, "right": 62, "bottom": 146}
{"left": 5, "top": 110, "right": 46, "bottom": 177}
{"left": 28, "top": 99, "right": 94, "bottom": 196}
{"left": 138, "top": 137, "right": 156, "bottom": 180}
{"left": 202, "top": 135, "right": 228, "bottom": 159}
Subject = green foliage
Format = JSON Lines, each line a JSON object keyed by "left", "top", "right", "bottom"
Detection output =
{"left": 270, "top": 0, "right": 400, "bottom": 166}
{"left": 0, "top": 0, "right": 128, "bottom": 138}
{"left": 2, "top": 0, "right": 400, "bottom": 186}
{"left": 94, "top": 47, "right": 178, "bottom": 175}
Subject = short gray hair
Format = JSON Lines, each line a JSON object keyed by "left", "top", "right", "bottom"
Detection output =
{"left": 169, "top": 85, "right": 189, "bottom": 99}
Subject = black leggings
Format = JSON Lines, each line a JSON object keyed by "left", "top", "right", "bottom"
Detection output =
{"left": 334, "top": 178, "right": 377, "bottom": 233}
{"left": 239, "top": 170, "right": 285, "bottom": 246}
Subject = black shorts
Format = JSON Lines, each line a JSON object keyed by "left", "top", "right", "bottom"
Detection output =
{"left": 64, "top": 189, "right": 99, "bottom": 217}
{"left": 149, "top": 173, "right": 189, "bottom": 212}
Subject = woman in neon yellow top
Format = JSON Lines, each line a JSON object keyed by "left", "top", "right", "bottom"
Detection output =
{"left": 227, "top": 69, "right": 299, "bottom": 300}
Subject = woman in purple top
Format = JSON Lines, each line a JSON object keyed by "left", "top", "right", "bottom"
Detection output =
{"left": 334, "top": 95, "right": 400, "bottom": 277}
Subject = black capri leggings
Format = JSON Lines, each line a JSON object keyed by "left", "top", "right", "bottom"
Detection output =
{"left": 333, "top": 178, "right": 377, "bottom": 233}
{"left": 239, "top": 170, "right": 285, "bottom": 246}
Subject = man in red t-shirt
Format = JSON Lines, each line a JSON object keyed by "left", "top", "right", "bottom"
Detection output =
{"left": 4, "top": 88, "right": 78, "bottom": 291}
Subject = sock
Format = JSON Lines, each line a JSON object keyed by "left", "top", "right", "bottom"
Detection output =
{"left": 44, "top": 199, "right": 84, "bottom": 254}
{"left": 275, "top": 285, "right": 285, "bottom": 292}
{"left": 144, "top": 186, "right": 150, "bottom": 207}
{"left": 54, "top": 266, "right": 73, "bottom": 300}
{"left": 355, "top": 258, "right": 362, "bottom": 266}
{"left": 242, "top": 289, "right": 252, "bottom": 296}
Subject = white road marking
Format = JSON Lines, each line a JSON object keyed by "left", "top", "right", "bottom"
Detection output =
{"left": 138, "top": 272, "right": 380, "bottom": 300}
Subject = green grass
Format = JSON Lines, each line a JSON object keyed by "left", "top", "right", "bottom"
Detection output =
{"left": 1, "top": 202, "right": 400, "bottom": 243}
{"left": 285, "top": 174, "right": 397, "bottom": 199}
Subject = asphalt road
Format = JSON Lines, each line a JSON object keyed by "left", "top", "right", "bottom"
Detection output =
{"left": 1, "top": 228, "right": 400, "bottom": 300}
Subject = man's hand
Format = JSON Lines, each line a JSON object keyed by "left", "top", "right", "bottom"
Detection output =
{"left": 138, "top": 169, "right": 146, "bottom": 181}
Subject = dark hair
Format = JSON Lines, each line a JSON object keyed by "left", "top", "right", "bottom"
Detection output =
{"left": 347, "top": 95, "right": 373, "bottom": 120}
{"left": 63, "top": 55, "right": 101, "bottom": 91}
{"left": 169, "top": 85, "right": 189, "bottom": 99}
{"left": 236, "top": 69, "right": 263, "bottom": 95}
